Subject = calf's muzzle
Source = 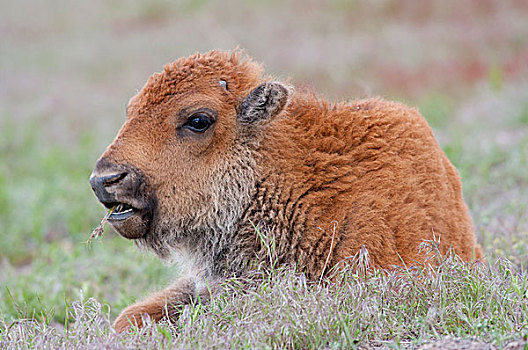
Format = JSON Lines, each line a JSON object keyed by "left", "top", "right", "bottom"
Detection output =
{"left": 89, "top": 158, "right": 153, "bottom": 239}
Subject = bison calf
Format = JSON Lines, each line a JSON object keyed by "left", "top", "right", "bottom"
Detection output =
{"left": 89, "top": 50, "right": 482, "bottom": 332}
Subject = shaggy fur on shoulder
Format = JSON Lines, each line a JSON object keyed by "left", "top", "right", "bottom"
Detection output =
{"left": 89, "top": 50, "right": 482, "bottom": 332}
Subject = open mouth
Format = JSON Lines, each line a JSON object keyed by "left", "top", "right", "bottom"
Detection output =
{"left": 103, "top": 202, "right": 137, "bottom": 221}
{"left": 99, "top": 199, "right": 152, "bottom": 240}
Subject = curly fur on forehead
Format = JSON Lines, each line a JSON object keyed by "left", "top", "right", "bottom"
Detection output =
{"left": 136, "top": 50, "right": 264, "bottom": 107}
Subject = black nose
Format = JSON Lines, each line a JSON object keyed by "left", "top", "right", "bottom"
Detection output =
{"left": 90, "top": 171, "right": 128, "bottom": 203}
{"left": 90, "top": 172, "right": 128, "bottom": 191}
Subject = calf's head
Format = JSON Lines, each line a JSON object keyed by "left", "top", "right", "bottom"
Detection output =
{"left": 89, "top": 51, "right": 289, "bottom": 259}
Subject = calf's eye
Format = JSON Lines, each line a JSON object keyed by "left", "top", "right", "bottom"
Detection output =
{"left": 183, "top": 113, "right": 214, "bottom": 133}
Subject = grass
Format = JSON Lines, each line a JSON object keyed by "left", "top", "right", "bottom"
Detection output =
{"left": 1, "top": 253, "right": 527, "bottom": 349}
{"left": 1, "top": 0, "right": 528, "bottom": 348}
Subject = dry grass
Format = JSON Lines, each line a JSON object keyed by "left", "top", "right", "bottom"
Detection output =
{"left": 1, "top": 249, "right": 527, "bottom": 349}
{"left": 87, "top": 206, "right": 116, "bottom": 244}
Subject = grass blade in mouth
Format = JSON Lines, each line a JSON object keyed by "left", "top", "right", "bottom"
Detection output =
{"left": 87, "top": 205, "right": 116, "bottom": 244}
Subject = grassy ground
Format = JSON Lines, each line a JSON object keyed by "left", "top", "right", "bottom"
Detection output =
{"left": 1, "top": 1, "right": 527, "bottom": 348}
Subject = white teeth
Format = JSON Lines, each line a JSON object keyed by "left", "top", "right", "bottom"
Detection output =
{"left": 112, "top": 203, "right": 133, "bottom": 215}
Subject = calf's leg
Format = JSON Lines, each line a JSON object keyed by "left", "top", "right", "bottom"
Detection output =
{"left": 113, "top": 275, "right": 216, "bottom": 333}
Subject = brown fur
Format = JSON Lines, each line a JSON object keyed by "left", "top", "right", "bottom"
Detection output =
{"left": 90, "top": 50, "right": 482, "bottom": 332}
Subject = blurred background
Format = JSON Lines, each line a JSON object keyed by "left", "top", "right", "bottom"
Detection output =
{"left": 1, "top": 0, "right": 527, "bottom": 325}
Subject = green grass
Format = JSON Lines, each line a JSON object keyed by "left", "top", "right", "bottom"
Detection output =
{"left": 1, "top": 255, "right": 527, "bottom": 349}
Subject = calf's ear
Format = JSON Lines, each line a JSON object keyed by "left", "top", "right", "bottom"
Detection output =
{"left": 239, "top": 82, "right": 289, "bottom": 125}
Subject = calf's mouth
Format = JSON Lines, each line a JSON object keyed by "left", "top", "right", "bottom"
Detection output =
{"left": 103, "top": 202, "right": 136, "bottom": 221}
{"left": 90, "top": 160, "right": 155, "bottom": 240}
{"left": 103, "top": 200, "right": 153, "bottom": 239}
